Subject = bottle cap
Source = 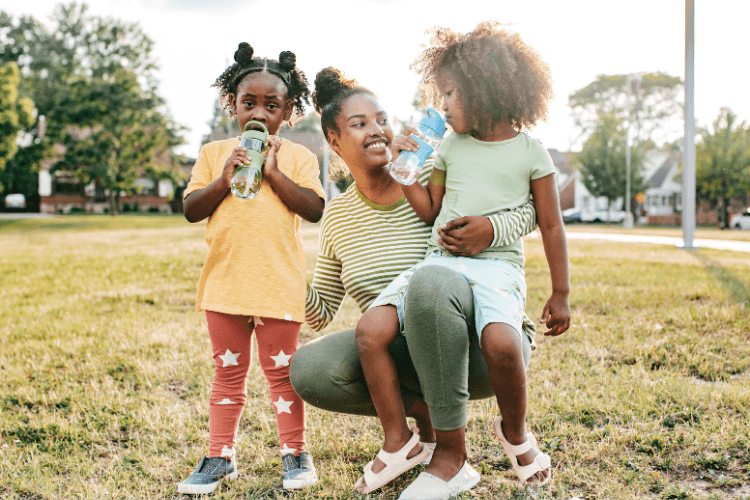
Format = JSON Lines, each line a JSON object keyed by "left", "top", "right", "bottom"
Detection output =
{"left": 409, "top": 134, "right": 435, "bottom": 165}
{"left": 418, "top": 108, "right": 447, "bottom": 138}
{"left": 241, "top": 120, "right": 269, "bottom": 142}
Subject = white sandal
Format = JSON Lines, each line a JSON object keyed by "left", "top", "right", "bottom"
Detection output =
{"left": 493, "top": 416, "right": 552, "bottom": 486}
{"left": 355, "top": 431, "right": 430, "bottom": 494}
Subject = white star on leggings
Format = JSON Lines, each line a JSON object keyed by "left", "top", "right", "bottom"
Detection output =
{"left": 273, "top": 396, "right": 293, "bottom": 414}
{"left": 280, "top": 443, "right": 297, "bottom": 456}
{"left": 218, "top": 349, "right": 240, "bottom": 367}
{"left": 270, "top": 349, "right": 292, "bottom": 367}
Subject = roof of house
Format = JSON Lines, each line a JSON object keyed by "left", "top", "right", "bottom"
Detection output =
{"left": 548, "top": 148, "right": 573, "bottom": 176}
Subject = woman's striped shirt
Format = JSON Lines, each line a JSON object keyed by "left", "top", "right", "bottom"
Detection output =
{"left": 305, "top": 166, "right": 537, "bottom": 331}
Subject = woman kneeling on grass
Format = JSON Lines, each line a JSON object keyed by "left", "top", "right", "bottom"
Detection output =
{"left": 289, "top": 66, "right": 542, "bottom": 499}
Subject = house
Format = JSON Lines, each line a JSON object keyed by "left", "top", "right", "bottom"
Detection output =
{"left": 38, "top": 141, "right": 188, "bottom": 215}
{"left": 554, "top": 149, "right": 619, "bottom": 213}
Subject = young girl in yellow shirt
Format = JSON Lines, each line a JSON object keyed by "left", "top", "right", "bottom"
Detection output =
{"left": 177, "top": 42, "right": 325, "bottom": 495}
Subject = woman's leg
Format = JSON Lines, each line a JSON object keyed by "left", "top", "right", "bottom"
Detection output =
{"left": 289, "top": 328, "right": 422, "bottom": 416}
{"left": 205, "top": 311, "right": 255, "bottom": 459}
{"left": 402, "top": 265, "right": 478, "bottom": 481}
{"left": 254, "top": 317, "right": 305, "bottom": 454}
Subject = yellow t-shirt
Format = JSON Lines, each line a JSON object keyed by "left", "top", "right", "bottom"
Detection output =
{"left": 184, "top": 137, "right": 325, "bottom": 321}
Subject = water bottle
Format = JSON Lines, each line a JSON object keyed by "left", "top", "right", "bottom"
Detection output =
{"left": 231, "top": 120, "right": 269, "bottom": 199}
{"left": 389, "top": 108, "right": 447, "bottom": 185}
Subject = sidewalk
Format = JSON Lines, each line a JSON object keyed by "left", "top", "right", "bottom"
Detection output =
{"left": 560, "top": 231, "right": 750, "bottom": 253}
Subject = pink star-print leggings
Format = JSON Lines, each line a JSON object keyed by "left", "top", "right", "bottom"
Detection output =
{"left": 206, "top": 311, "right": 305, "bottom": 458}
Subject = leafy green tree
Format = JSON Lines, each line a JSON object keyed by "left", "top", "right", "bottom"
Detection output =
{"left": 577, "top": 113, "right": 646, "bottom": 221}
{"left": 0, "top": 61, "right": 34, "bottom": 194}
{"left": 1, "top": 3, "right": 184, "bottom": 212}
{"left": 569, "top": 73, "right": 682, "bottom": 147}
{"left": 55, "top": 69, "right": 183, "bottom": 214}
{"left": 696, "top": 108, "right": 750, "bottom": 228}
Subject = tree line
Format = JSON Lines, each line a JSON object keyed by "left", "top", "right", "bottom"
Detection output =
{"left": 0, "top": 2, "right": 184, "bottom": 214}
{"left": 1, "top": 3, "right": 749, "bottom": 222}
{"left": 570, "top": 74, "right": 750, "bottom": 228}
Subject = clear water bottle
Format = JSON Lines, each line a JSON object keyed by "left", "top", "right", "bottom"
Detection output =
{"left": 389, "top": 108, "right": 447, "bottom": 185}
{"left": 231, "top": 120, "right": 269, "bottom": 199}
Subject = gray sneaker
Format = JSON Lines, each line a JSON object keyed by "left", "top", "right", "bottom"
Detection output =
{"left": 177, "top": 455, "right": 238, "bottom": 495}
{"left": 282, "top": 452, "right": 318, "bottom": 489}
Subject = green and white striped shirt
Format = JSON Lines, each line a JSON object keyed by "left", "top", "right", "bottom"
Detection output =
{"left": 305, "top": 165, "right": 537, "bottom": 332}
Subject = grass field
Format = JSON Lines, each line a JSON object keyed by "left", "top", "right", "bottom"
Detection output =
{"left": 1, "top": 215, "right": 749, "bottom": 499}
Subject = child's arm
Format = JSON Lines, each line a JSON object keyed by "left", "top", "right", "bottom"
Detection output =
{"left": 530, "top": 173, "right": 570, "bottom": 336}
{"left": 437, "top": 199, "right": 537, "bottom": 256}
{"left": 393, "top": 131, "right": 444, "bottom": 225}
{"left": 263, "top": 136, "right": 325, "bottom": 223}
{"left": 183, "top": 146, "right": 248, "bottom": 223}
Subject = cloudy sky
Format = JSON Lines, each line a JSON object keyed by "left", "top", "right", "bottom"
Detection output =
{"left": 2, "top": 0, "right": 748, "bottom": 158}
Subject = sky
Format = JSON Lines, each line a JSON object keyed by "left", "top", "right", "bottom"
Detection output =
{"left": 2, "top": 0, "right": 748, "bottom": 159}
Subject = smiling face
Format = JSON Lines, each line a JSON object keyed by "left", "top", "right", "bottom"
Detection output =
{"left": 328, "top": 92, "right": 393, "bottom": 172}
{"left": 229, "top": 71, "right": 293, "bottom": 136}
{"left": 436, "top": 72, "right": 470, "bottom": 135}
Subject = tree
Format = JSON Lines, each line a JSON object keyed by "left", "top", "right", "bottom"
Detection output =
{"left": 55, "top": 69, "right": 183, "bottom": 214}
{"left": 577, "top": 112, "right": 646, "bottom": 221}
{"left": 696, "top": 108, "right": 750, "bottom": 228}
{"left": 569, "top": 73, "right": 683, "bottom": 148}
{"left": 0, "top": 61, "right": 34, "bottom": 194}
{"left": 0, "top": 3, "right": 184, "bottom": 214}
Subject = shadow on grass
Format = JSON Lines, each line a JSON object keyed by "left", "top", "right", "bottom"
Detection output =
{"left": 694, "top": 251, "right": 750, "bottom": 308}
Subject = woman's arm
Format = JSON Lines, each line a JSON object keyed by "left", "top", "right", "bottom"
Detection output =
{"left": 436, "top": 199, "right": 538, "bottom": 256}
{"left": 530, "top": 173, "right": 570, "bottom": 336}
{"left": 305, "top": 222, "right": 347, "bottom": 331}
{"left": 264, "top": 136, "right": 325, "bottom": 223}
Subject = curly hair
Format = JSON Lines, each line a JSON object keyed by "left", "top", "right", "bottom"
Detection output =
{"left": 411, "top": 22, "right": 553, "bottom": 136}
{"left": 213, "top": 42, "right": 310, "bottom": 122}
{"left": 312, "top": 67, "right": 377, "bottom": 179}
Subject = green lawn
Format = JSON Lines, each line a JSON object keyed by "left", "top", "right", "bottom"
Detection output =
{"left": 1, "top": 215, "right": 749, "bottom": 499}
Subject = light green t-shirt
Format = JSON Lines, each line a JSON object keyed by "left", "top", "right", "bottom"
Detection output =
{"left": 428, "top": 132, "right": 556, "bottom": 266}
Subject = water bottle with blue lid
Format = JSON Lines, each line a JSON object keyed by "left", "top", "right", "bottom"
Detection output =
{"left": 389, "top": 108, "right": 447, "bottom": 185}
{"left": 231, "top": 120, "right": 268, "bottom": 199}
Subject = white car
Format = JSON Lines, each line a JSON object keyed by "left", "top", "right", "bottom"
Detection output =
{"left": 4, "top": 193, "right": 26, "bottom": 209}
{"left": 730, "top": 208, "right": 750, "bottom": 230}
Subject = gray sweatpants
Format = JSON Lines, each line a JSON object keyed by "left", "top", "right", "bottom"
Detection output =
{"left": 290, "top": 265, "right": 532, "bottom": 430}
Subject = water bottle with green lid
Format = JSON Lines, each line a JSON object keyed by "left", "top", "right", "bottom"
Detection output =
{"left": 231, "top": 120, "right": 269, "bottom": 199}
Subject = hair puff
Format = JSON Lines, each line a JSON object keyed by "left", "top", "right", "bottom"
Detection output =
{"left": 279, "top": 51, "right": 296, "bottom": 71}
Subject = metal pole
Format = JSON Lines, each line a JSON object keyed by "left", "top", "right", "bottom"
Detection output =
{"left": 624, "top": 76, "right": 633, "bottom": 228}
{"left": 322, "top": 140, "right": 331, "bottom": 201}
{"left": 682, "top": 0, "right": 697, "bottom": 249}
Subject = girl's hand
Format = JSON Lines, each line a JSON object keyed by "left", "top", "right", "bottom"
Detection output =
{"left": 540, "top": 291, "right": 570, "bottom": 336}
{"left": 263, "top": 136, "right": 282, "bottom": 178}
{"left": 391, "top": 127, "right": 420, "bottom": 162}
{"left": 222, "top": 146, "right": 251, "bottom": 186}
{"left": 437, "top": 216, "right": 493, "bottom": 256}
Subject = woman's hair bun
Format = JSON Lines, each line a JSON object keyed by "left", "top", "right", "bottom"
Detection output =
{"left": 278, "top": 51, "right": 296, "bottom": 71}
{"left": 312, "top": 67, "right": 357, "bottom": 113}
{"left": 234, "top": 42, "right": 254, "bottom": 65}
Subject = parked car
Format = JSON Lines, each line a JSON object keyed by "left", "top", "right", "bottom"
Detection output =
{"left": 562, "top": 208, "right": 582, "bottom": 223}
{"left": 563, "top": 208, "right": 626, "bottom": 223}
{"left": 4, "top": 193, "right": 26, "bottom": 209}
{"left": 730, "top": 208, "right": 750, "bottom": 230}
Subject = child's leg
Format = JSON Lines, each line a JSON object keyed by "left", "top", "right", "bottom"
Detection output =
{"left": 356, "top": 305, "right": 422, "bottom": 475}
{"left": 253, "top": 317, "right": 305, "bottom": 454}
{"left": 206, "top": 311, "right": 255, "bottom": 459}
{"left": 481, "top": 323, "right": 549, "bottom": 484}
